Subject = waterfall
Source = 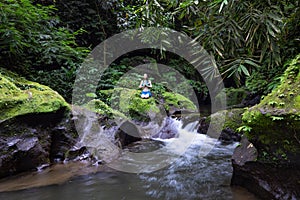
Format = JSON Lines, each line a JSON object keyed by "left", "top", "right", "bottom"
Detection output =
{"left": 75, "top": 114, "right": 207, "bottom": 173}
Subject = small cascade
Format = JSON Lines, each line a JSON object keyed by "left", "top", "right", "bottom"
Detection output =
{"left": 151, "top": 117, "right": 181, "bottom": 139}
{"left": 74, "top": 115, "right": 203, "bottom": 173}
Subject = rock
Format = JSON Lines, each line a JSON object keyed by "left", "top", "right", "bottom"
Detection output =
{"left": 231, "top": 137, "right": 300, "bottom": 199}
{"left": 232, "top": 136, "right": 258, "bottom": 166}
{"left": 232, "top": 54, "right": 300, "bottom": 199}
{"left": 0, "top": 68, "right": 70, "bottom": 121}
{"left": 0, "top": 68, "right": 80, "bottom": 178}
{"left": 65, "top": 146, "right": 89, "bottom": 161}
{"left": 242, "top": 54, "right": 300, "bottom": 164}
{"left": 49, "top": 118, "right": 78, "bottom": 162}
{"left": 241, "top": 93, "right": 261, "bottom": 107}
{"left": 197, "top": 108, "right": 244, "bottom": 143}
{"left": 97, "top": 88, "right": 197, "bottom": 122}
{"left": 115, "top": 121, "right": 141, "bottom": 147}
{"left": 0, "top": 116, "right": 51, "bottom": 178}
{"left": 84, "top": 99, "right": 126, "bottom": 120}
{"left": 0, "top": 110, "right": 81, "bottom": 178}
{"left": 219, "top": 127, "right": 241, "bottom": 145}
{"left": 152, "top": 117, "right": 179, "bottom": 139}
{"left": 197, "top": 117, "right": 208, "bottom": 135}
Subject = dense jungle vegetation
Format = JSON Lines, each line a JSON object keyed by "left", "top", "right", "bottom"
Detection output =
{"left": 0, "top": 0, "right": 299, "bottom": 103}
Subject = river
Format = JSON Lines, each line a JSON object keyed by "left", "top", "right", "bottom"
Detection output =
{"left": 0, "top": 118, "right": 259, "bottom": 200}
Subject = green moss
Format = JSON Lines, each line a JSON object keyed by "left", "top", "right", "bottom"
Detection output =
{"left": 242, "top": 54, "right": 300, "bottom": 163}
{"left": 0, "top": 68, "right": 70, "bottom": 121}
{"left": 97, "top": 88, "right": 197, "bottom": 121}
{"left": 162, "top": 92, "right": 197, "bottom": 111}
{"left": 295, "top": 95, "right": 300, "bottom": 108}
{"left": 206, "top": 108, "right": 245, "bottom": 132}
{"left": 84, "top": 99, "right": 126, "bottom": 119}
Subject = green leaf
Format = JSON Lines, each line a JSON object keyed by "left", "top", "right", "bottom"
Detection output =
{"left": 240, "top": 65, "right": 250, "bottom": 76}
{"left": 244, "top": 59, "right": 261, "bottom": 69}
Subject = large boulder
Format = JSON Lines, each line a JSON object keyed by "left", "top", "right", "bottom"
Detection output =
{"left": 0, "top": 69, "right": 69, "bottom": 121}
{"left": 231, "top": 55, "right": 300, "bottom": 199}
{"left": 98, "top": 88, "right": 197, "bottom": 122}
{"left": 231, "top": 137, "right": 300, "bottom": 199}
{"left": 0, "top": 68, "right": 77, "bottom": 178}
{"left": 94, "top": 88, "right": 197, "bottom": 141}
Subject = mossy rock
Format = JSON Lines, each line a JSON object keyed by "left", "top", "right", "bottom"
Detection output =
{"left": 215, "top": 87, "right": 248, "bottom": 107}
{"left": 84, "top": 99, "right": 126, "bottom": 119}
{"left": 161, "top": 92, "right": 197, "bottom": 111}
{"left": 97, "top": 88, "right": 197, "bottom": 122}
{"left": 242, "top": 54, "right": 300, "bottom": 163}
{"left": 0, "top": 68, "right": 70, "bottom": 121}
{"left": 199, "top": 108, "right": 244, "bottom": 141}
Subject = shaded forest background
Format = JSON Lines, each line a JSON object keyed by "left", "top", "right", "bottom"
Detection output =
{"left": 1, "top": 0, "right": 299, "bottom": 103}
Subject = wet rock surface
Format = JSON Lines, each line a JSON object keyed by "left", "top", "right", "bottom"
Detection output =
{"left": 0, "top": 111, "right": 79, "bottom": 178}
{"left": 232, "top": 55, "right": 300, "bottom": 200}
{"left": 115, "top": 121, "right": 142, "bottom": 148}
{"left": 231, "top": 137, "right": 300, "bottom": 199}
{"left": 152, "top": 117, "right": 179, "bottom": 139}
{"left": 197, "top": 109, "right": 244, "bottom": 144}
{"left": 219, "top": 127, "right": 242, "bottom": 145}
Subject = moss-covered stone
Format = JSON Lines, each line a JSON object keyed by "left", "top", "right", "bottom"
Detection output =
{"left": 205, "top": 108, "right": 245, "bottom": 132}
{"left": 84, "top": 99, "right": 126, "bottom": 119}
{"left": 97, "top": 87, "right": 197, "bottom": 122}
{"left": 0, "top": 68, "right": 80, "bottom": 178}
{"left": 198, "top": 108, "right": 244, "bottom": 143}
{"left": 162, "top": 92, "right": 197, "bottom": 111}
{"left": 242, "top": 54, "right": 300, "bottom": 163}
{"left": 0, "top": 68, "right": 70, "bottom": 121}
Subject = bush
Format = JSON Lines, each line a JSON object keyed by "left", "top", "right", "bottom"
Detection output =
{"left": 0, "top": 0, "right": 89, "bottom": 70}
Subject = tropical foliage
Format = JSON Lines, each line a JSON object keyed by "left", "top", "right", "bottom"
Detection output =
{"left": 119, "top": 0, "right": 300, "bottom": 89}
{"left": 0, "top": 0, "right": 88, "bottom": 70}
{"left": 0, "top": 0, "right": 299, "bottom": 102}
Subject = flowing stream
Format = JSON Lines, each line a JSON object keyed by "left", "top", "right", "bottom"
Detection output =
{"left": 0, "top": 117, "right": 259, "bottom": 200}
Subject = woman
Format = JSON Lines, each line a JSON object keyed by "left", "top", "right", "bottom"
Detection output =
{"left": 139, "top": 73, "right": 152, "bottom": 99}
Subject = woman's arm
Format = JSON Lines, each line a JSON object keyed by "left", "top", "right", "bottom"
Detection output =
{"left": 147, "top": 80, "right": 152, "bottom": 88}
{"left": 139, "top": 80, "right": 143, "bottom": 88}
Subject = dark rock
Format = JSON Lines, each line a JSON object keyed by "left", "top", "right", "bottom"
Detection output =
{"left": 232, "top": 136, "right": 258, "bottom": 165}
{"left": 197, "top": 117, "right": 209, "bottom": 134}
{"left": 115, "top": 121, "right": 141, "bottom": 148}
{"left": 0, "top": 133, "right": 50, "bottom": 178}
{"left": 65, "top": 146, "right": 90, "bottom": 161}
{"left": 49, "top": 119, "right": 78, "bottom": 162}
{"left": 242, "top": 93, "right": 261, "bottom": 107}
{"left": 197, "top": 109, "right": 243, "bottom": 144}
{"left": 219, "top": 127, "right": 242, "bottom": 145}
{"left": 0, "top": 111, "right": 80, "bottom": 178}
{"left": 231, "top": 137, "right": 300, "bottom": 199}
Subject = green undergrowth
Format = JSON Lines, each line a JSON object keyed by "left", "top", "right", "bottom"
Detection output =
{"left": 242, "top": 54, "right": 300, "bottom": 163}
{"left": 215, "top": 87, "right": 248, "bottom": 107}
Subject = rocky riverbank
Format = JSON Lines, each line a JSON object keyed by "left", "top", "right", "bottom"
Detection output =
{"left": 0, "top": 68, "right": 81, "bottom": 178}
{"left": 230, "top": 54, "right": 300, "bottom": 199}
{"left": 0, "top": 68, "right": 197, "bottom": 178}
